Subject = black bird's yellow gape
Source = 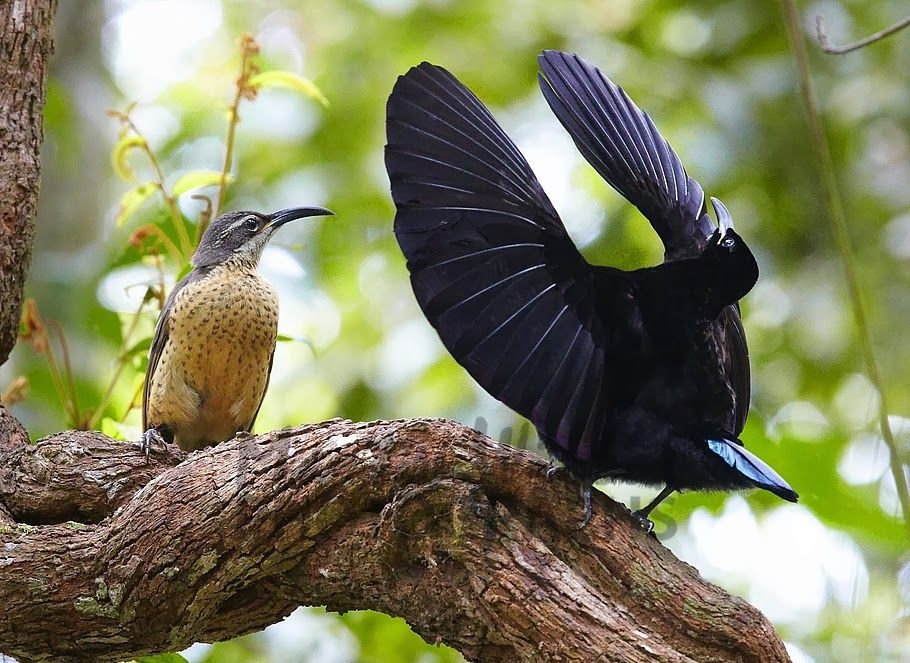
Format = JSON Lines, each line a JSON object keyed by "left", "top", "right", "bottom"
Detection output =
{"left": 385, "top": 51, "right": 797, "bottom": 529}
{"left": 141, "top": 206, "right": 332, "bottom": 453}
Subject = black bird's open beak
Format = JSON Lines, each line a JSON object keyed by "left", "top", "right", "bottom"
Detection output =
{"left": 266, "top": 206, "right": 334, "bottom": 229}
{"left": 711, "top": 197, "right": 734, "bottom": 235}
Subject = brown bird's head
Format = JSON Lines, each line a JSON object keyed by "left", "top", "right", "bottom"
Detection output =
{"left": 192, "top": 206, "right": 333, "bottom": 269}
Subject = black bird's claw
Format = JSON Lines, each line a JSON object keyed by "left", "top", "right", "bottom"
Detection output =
{"left": 545, "top": 464, "right": 559, "bottom": 479}
{"left": 577, "top": 483, "right": 594, "bottom": 529}
{"left": 138, "top": 428, "right": 165, "bottom": 460}
{"left": 631, "top": 509, "right": 656, "bottom": 534}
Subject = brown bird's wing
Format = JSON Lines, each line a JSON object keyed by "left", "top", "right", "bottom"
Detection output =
{"left": 142, "top": 269, "right": 206, "bottom": 431}
{"left": 245, "top": 348, "right": 274, "bottom": 432}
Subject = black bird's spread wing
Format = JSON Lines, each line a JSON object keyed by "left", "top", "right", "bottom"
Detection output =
{"left": 538, "top": 50, "right": 713, "bottom": 261}
{"left": 539, "top": 50, "right": 751, "bottom": 435}
{"left": 386, "top": 62, "right": 634, "bottom": 466}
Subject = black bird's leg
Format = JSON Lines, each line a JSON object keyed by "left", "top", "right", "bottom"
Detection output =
{"left": 632, "top": 485, "right": 676, "bottom": 533}
{"left": 545, "top": 455, "right": 561, "bottom": 479}
{"left": 579, "top": 479, "right": 594, "bottom": 529}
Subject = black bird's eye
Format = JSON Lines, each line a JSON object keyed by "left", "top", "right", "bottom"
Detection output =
{"left": 243, "top": 215, "right": 260, "bottom": 232}
{"left": 721, "top": 235, "right": 735, "bottom": 249}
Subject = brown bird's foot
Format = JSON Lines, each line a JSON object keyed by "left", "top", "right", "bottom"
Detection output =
{"left": 138, "top": 428, "right": 166, "bottom": 459}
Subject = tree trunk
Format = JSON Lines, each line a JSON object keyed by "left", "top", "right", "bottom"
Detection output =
{"left": 0, "top": 419, "right": 790, "bottom": 662}
{"left": 0, "top": 0, "right": 56, "bottom": 366}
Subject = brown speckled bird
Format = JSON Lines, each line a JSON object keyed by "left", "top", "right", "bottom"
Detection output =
{"left": 141, "top": 206, "right": 332, "bottom": 452}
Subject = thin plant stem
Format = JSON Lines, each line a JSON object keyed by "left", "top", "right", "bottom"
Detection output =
{"left": 121, "top": 116, "right": 194, "bottom": 259}
{"left": 782, "top": 0, "right": 910, "bottom": 539}
{"left": 211, "top": 35, "right": 260, "bottom": 235}
{"left": 42, "top": 330, "right": 72, "bottom": 425}
{"left": 87, "top": 294, "right": 152, "bottom": 431}
{"left": 214, "top": 82, "right": 243, "bottom": 224}
{"left": 48, "top": 320, "right": 82, "bottom": 428}
{"left": 816, "top": 13, "right": 910, "bottom": 55}
{"left": 141, "top": 224, "right": 184, "bottom": 266}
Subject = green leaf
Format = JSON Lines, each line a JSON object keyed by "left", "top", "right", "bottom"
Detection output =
{"left": 111, "top": 134, "right": 147, "bottom": 182}
{"left": 100, "top": 417, "right": 126, "bottom": 441}
{"left": 115, "top": 183, "right": 158, "bottom": 227}
{"left": 134, "top": 653, "right": 189, "bottom": 663}
{"left": 172, "top": 170, "right": 229, "bottom": 197}
{"left": 248, "top": 70, "right": 329, "bottom": 107}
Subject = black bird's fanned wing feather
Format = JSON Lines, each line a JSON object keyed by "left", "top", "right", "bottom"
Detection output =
{"left": 538, "top": 50, "right": 713, "bottom": 260}
{"left": 539, "top": 50, "right": 752, "bottom": 436}
{"left": 386, "top": 62, "right": 632, "bottom": 465}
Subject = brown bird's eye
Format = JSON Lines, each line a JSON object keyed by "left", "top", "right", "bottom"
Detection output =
{"left": 244, "top": 216, "right": 259, "bottom": 232}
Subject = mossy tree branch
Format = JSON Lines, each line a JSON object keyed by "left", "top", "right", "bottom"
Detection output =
{"left": 0, "top": 418, "right": 789, "bottom": 662}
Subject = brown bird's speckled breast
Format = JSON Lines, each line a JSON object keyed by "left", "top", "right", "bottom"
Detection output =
{"left": 145, "top": 264, "right": 279, "bottom": 451}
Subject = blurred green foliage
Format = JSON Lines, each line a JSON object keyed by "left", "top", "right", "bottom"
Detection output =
{"left": 5, "top": 0, "right": 910, "bottom": 660}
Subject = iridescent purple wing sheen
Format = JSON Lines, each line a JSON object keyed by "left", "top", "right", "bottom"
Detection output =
{"left": 385, "top": 62, "right": 634, "bottom": 462}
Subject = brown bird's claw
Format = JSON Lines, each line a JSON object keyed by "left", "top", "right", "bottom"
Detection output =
{"left": 138, "top": 428, "right": 166, "bottom": 460}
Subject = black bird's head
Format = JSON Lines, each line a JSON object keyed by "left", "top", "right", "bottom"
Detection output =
{"left": 700, "top": 198, "right": 759, "bottom": 313}
{"left": 191, "top": 206, "right": 333, "bottom": 269}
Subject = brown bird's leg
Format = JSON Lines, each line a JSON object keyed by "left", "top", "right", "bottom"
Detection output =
{"left": 138, "top": 426, "right": 170, "bottom": 458}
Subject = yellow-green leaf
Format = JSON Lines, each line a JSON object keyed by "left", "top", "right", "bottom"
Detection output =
{"left": 111, "top": 134, "right": 147, "bottom": 182}
{"left": 116, "top": 183, "right": 157, "bottom": 227}
{"left": 248, "top": 70, "right": 329, "bottom": 107}
{"left": 100, "top": 417, "right": 127, "bottom": 441}
{"left": 172, "top": 170, "right": 229, "bottom": 196}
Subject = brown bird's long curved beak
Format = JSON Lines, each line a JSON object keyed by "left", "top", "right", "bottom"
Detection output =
{"left": 267, "top": 206, "right": 334, "bottom": 229}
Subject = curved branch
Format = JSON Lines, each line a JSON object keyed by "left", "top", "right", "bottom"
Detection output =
{"left": 816, "top": 13, "right": 910, "bottom": 55}
{"left": 0, "top": 418, "right": 788, "bottom": 662}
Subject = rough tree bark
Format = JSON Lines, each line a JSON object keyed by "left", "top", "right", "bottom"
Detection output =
{"left": 0, "top": 0, "right": 56, "bottom": 366}
{"left": 0, "top": 419, "right": 790, "bottom": 662}
{"left": 0, "top": 2, "right": 792, "bottom": 662}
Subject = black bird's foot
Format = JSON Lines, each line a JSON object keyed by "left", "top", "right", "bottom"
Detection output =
{"left": 629, "top": 484, "right": 676, "bottom": 534}
{"left": 577, "top": 482, "right": 594, "bottom": 529}
{"left": 138, "top": 428, "right": 166, "bottom": 460}
{"left": 631, "top": 510, "right": 655, "bottom": 534}
{"left": 545, "top": 459, "right": 561, "bottom": 479}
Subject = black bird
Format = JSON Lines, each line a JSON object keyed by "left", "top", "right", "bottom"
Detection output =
{"left": 384, "top": 50, "right": 797, "bottom": 528}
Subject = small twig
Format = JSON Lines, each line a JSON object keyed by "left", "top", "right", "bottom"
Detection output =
{"left": 86, "top": 293, "right": 154, "bottom": 431}
{"left": 113, "top": 111, "right": 194, "bottom": 260}
{"left": 784, "top": 0, "right": 910, "bottom": 539}
{"left": 48, "top": 321, "right": 82, "bottom": 428}
{"left": 816, "top": 14, "right": 910, "bottom": 55}
{"left": 212, "top": 34, "right": 261, "bottom": 230}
